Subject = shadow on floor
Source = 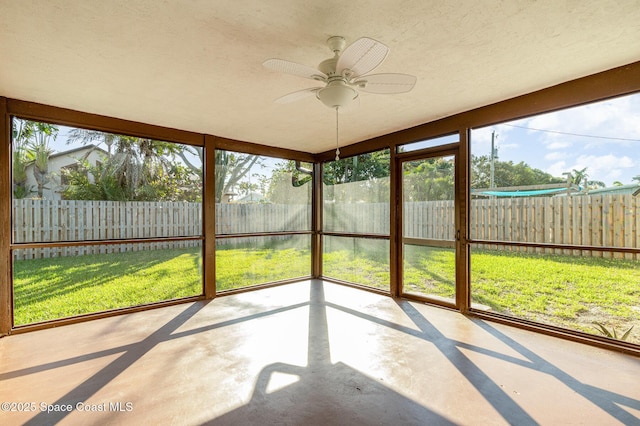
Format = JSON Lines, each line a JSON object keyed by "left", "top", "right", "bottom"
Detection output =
{"left": 209, "top": 281, "right": 455, "bottom": 425}
{"left": 7, "top": 280, "right": 639, "bottom": 425}
{"left": 473, "top": 318, "right": 640, "bottom": 424}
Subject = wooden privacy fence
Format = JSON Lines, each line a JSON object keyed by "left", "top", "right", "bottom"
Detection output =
{"left": 11, "top": 194, "right": 640, "bottom": 259}
{"left": 470, "top": 194, "right": 640, "bottom": 258}
{"left": 13, "top": 200, "right": 202, "bottom": 243}
{"left": 326, "top": 194, "right": 640, "bottom": 258}
{"left": 12, "top": 200, "right": 311, "bottom": 260}
{"left": 215, "top": 203, "right": 310, "bottom": 234}
{"left": 324, "top": 202, "right": 391, "bottom": 235}
{"left": 12, "top": 200, "right": 203, "bottom": 260}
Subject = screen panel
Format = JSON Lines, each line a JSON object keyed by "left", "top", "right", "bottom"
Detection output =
{"left": 215, "top": 152, "right": 312, "bottom": 234}
{"left": 323, "top": 235, "right": 390, "bottom": 291}
{"left": 323, "top": 150, "right": 390, "bottom": 235}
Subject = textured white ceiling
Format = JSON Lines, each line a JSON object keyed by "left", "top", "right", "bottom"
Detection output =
{"left": 1, "top": 1, "right": 639, "bottom": 153}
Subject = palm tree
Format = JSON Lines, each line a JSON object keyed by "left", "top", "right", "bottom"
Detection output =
{"left": 570, "top": 167, "right": 588, "bottom": 186}
{"left": 11, "top": 144, "right": 32, "bottom": 199}
{"left": 12, "top": 119, "right": 34, "bottom": 198}
{"left": 28, "top": 141, "right": 53, "bottom": 198}
{"left": 12, "top": 119, "right": 57, "bottom": 198}
{"left": 569, "top": 167, "right": 605, "bottom": 191}
{"left": 28, "top": 123, "right": 57, "bottom": 198}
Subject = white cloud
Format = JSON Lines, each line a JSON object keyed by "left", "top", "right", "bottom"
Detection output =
{"left": 574, "top": 154, "right": 634, "bottom": 173}
{"left": 546, "top": 154, "right": 635, "bottom": 185}
{"left": 545, "top": 160, "right": 567, "bottom": 178}
{"left": 544, "top": 152, "right": 566, "bottom": 161}
{"left": 473, "top": 93, "right": 640, "bottom": 185}
{"left": 546, "top": 140, "right": 573, "bottom": 150}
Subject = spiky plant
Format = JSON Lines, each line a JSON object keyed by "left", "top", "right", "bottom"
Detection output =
{"left": 592, "top": 322, "right": 634, "bottom": 341}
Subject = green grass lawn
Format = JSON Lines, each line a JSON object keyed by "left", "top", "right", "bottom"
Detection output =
{"left": 403, "top": 245, "right": 456, "bottom": 300}
{"left": 471, "top": 249, "right": 640, "bottom": 340}
{"left": 322, "top": 238, "right": 390, "bottom": 290}
{"left": 325, "top": 246, "right": 640, "bottom": 344}
{"left": 215, "top": 247, "right": 311, "bottom": 291}
{"left": 13, "top": 243, "right": 311, "bottom": 325}
{"left": 13, "top": 247, "right": 203, "bottom": 325}
{"left": 13, "top": 245, "right": 640, "bottom": 344}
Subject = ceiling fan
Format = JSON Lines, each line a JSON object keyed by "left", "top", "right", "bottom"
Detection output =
{"left": 263, "top": 36, "right": 417, "bottom": 159}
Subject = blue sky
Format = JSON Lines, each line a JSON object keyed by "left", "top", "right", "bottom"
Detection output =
{"left": 471, "top": 92, "right": 640, "bottom": 186}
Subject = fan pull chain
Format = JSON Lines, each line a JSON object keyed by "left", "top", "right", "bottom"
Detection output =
{"left": 335, "top": 106, "right": 340, "bottom": 161}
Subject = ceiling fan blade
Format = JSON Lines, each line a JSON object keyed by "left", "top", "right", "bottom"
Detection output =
{"left": 263, "top": 58, "right": 327, "bottom": 81}
{"left": 275, "top": 87, "right": 321, "bottom": 104}
{"left": 355, "top": 73, "right": 417, "bottom": 94}
{"left": 336, "top": 37, "right": 389, "bottom": 78}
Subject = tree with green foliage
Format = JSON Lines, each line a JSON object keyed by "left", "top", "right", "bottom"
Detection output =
{"left": 271, "top": 153, "right": 567, "bottom": 202}
{"left": 264, "top": 160, "right": 313, "bottom": 204}
{"left": 471, "top": 155, "right": 564, "bottom": 189}
{"left": 403, "top": 157, "right": 455, "bottom": 201}
{"left": 268, "top": 152, "right": 392, "bottom": 204}
{"left": 269, "top": 160, "right": 312, "bottom": 188}
{"left": 62, "top": 129, "right": 202, "bottom": 201}
{"left": 63, "top": 158, "right": 201, "bottom": 202}
{"left": 323, "top": 150, "right": 390, "bottom": 185}
{"left": 214, "top": 151, "right": 262, "bottom": 202}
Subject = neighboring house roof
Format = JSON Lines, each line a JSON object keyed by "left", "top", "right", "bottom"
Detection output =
{"left": 235, "top": 192, "right": 265, "bottom": 203}
{"left": 24, "top": 145, "right": 108, "bottom": 170}
{"left": 48, "top": 144, "right": 108, "bottom": 159}
{"left": 475, "top": 187, "right": 572, "bottom": 197}
{"left": 586, "top": 183, "right": 640, "bottom": 196}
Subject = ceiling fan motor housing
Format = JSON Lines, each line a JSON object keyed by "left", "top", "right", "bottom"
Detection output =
{"left": 318, "top": 56, "right": 338, "bottom": 76}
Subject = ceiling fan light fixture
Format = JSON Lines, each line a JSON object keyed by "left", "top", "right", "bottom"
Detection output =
{"left": 316, "top": 81, "right": 358, "bottom": 109}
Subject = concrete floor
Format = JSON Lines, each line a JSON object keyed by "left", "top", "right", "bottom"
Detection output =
{"left": 1, "top": 280, "right": 639, "bottom": 425}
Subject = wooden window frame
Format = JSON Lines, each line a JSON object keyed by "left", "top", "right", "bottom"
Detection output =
{"left": 1, "top": 60, "right": 639, "bottom": 355}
